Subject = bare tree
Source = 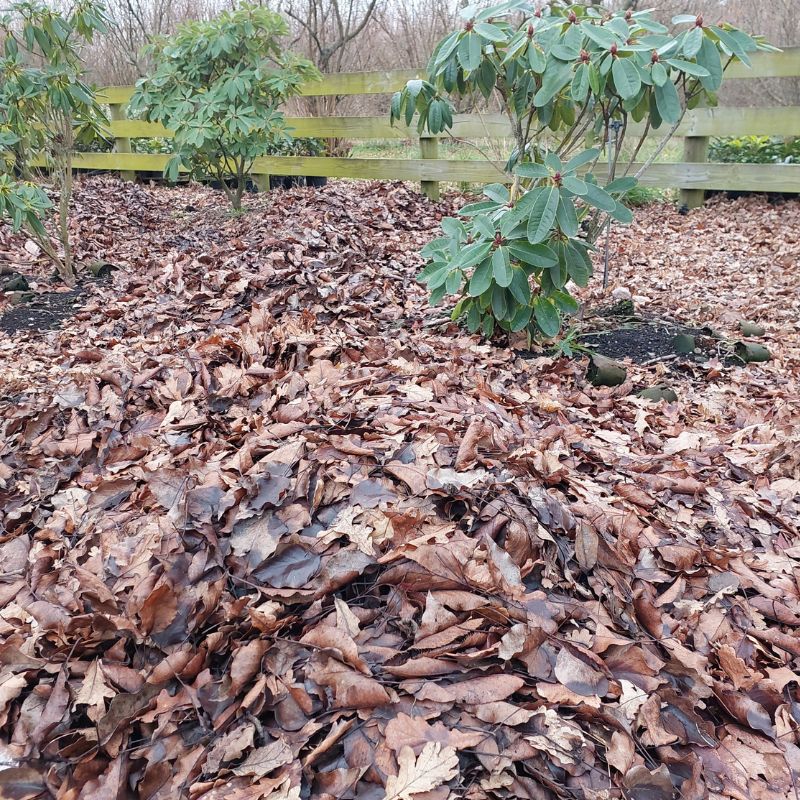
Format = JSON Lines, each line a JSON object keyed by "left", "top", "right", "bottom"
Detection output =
{"left": 372, "top": 0, "right": 460, "bottom": 70}
{"left": 280, "top": 0, "right": 378, "bottom": 153}
{"left": 82, "top": 0, "right": 226, "bottom": 84}
{"left": 285, "top": 0, "right": 378, "bottom": 74}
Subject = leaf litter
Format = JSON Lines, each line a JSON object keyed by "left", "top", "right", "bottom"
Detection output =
{"left": 0, "top": 177, "right": 799, "bottom": 799}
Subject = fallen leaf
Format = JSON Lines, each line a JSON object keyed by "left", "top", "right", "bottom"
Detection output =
{"left": 383, "top": 742, "right": 458, "bottom": 800}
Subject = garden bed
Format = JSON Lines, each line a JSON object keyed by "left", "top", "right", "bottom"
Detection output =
{"left": 0, "top": 178, "right": 799, "bottom": 799}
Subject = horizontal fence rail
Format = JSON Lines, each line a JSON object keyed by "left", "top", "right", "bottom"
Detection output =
{"left": 86, "top": 47, "right": 800, "bottom": 207}
{"left": 50, "top": 152, "right": 800, "bottom": 193}
{"left": 106, "top": 107, "right": 800, "bottom": 142}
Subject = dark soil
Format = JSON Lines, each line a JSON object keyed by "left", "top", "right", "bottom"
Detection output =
{"left": 0, "top": 286, "right": 84, "bottom": 335}
{"left": 581, "top": 318, "right": 708, "bottom": 364}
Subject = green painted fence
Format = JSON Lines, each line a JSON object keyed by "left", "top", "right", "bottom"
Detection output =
{"left": 89, "top": 47, "right": 800, "bottom": 207}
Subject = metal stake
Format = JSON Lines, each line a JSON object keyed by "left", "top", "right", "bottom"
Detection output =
{"left": 602, "top": 120, "right": 623, "bottom": 290}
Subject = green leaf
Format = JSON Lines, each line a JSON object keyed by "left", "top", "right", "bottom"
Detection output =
{"left": 510, "top": 303, "right": 533, "bottom": 332}
{"left": 665, "top": 58, "right": 709, "bottom": 77}
{"left": 483, "top": 183, "right": 509, "bottom": 203}
{"left": 468, "top": 258, "right": 493, "bottom": 296}
{"left": 710, "top": 26, "right": 751, "bottom": 66}
{"left": 548, "top": 256, "right": 568, "bottom": 290}
{"left": 459, "top": 200, "right": 501, "bottom": 216}
{"left": 571, "top": 63, "right": 589, "bottom": 103}
{"left": 508, "top": 267, "right": 532, "bottom": 305}
{"left": 451, "top": 297, "right": 467, "bottom": 320}
{"left": 563, "top": 148, "right": 601, "bottom": 174}
{"left": 551, "top": 43, "right": 580, "bottom": 62}
{"left": 556, "top": 193, "right": 579, "bottom": 237}
{"left": 419, "top": 258, "right": 447, "bottom": 281}
{"left": 588, "top": 63, "right": 603, "bottom": 95}
{"left": 544, "top": 151, "right": 562, "bottom": 172}
{"left": 552, "top": 290, "right": 579, "bottom": 314}
{"left": 430, "top": 31, "right": 460, "bottom": 70}
{"left": 651, "top": 61, "right": 668, "bottom": 86}
{"left": 581, "top": 22, "right": 619, "bottom": 50}
{"left": 492, "top": 247, "right": 512, "bottom": 287}
{"left": 528, "top": 44, "right": 546, "bottom": 73}
{"left": 445, "top": 269, "right": 462, "bottom": 294}
{"left": 534, "top": 59, "right": 572, "bottom": 106}
{"left": 562, "top": 176, "right": 588, "bottom": 195}
{"left": 605, "top": 17, "right": 632, "bottom": 40}
{"left": 452, "top": 240, "right": 492, "bottom": 270}
{"left": 526, "top": 186, "right": 559, "bottom": 244}
{"left": 507, "top": 240, "right": 558, "bottom": 268}
{"left": 491, "top": 284, "right": 508, "bottom": 320}
{"left": 472, "top": 214, "right": 495, "bottom": 238}
{"left": 426, "top": 263, "right": 451, "bottom": 290}
{"left": 609, "top": 202, "right": 633, "bottom": 224}
{"left": 533, "top": 296, "right": 560, "bottom": 337}
{"left": 427, "top": 100, "right": 443, "bottom": 133}
{"left": 457, "top": 32, "right": 483, "bottom": 71}
{"left": 466, "top": 303, "right": 481, "bottom": 332}
{"left": 605, "top": 176, "right": 638, "bottom": 193}
{"left": 612, "top": 57, "right": 642, "bottom": 100}
{"left": 583, "top": 182, "right": 617, "bottom": 212}
{"left": 165, "top": 154, "right": 182, "bottom": 182}
{"left": 682, "top": 26, "right": 703, "bottom": 59}
{"left": 515, "top": 162, "right": 550, "bottom": 179}
{"left": 565, "top": 242, "right": 592, "bottom": 286}
{"left": 654, "top": 77, "right": 682, "bottom": 123}
{"left": 474, "top": 22, "right": 506, "bottom": 42}
{"left": 696, "top": 36, "right": 723, "bottom": 91}
{"left": 441, "top": 216, "right": 466, "bottom": 239}
{"left": 429, "top": 283, "right": 447, "bottom": 305}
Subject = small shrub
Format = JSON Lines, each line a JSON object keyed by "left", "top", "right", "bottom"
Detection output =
{"left": 622, "top": 185, "right": 675, "bottom": 207}
{"left": 129, "top": 4, "right": 319, "bottom": 210}
{"left": 0, "top": 0, "right": 108, "bottom": 284}
{"left": 392, "top": 2, "right": 771, "bottom": 342}
{"left": 132, "top": 137, "right": 173, "bottom": 155}
{"left": 265, "top": 137, "right": 326, "bottom": 157}
{"left": 709, "top": 135, "right": 800, "bottom": 164}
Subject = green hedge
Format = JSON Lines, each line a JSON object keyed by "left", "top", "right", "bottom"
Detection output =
{"left": 709, "top": 135, "right": 800, "bottom": 164}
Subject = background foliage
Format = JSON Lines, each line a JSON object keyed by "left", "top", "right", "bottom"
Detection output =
{"left": 710, "top": 135, "right": 800, "bottom": 165}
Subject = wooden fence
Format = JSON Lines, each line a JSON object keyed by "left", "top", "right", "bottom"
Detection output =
{"left": 87, "top": 48, "right": 800, "bottom": 208}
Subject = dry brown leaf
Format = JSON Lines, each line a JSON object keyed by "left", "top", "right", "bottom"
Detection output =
{"left": 454, "top": 418, "right": 488, "bottom": 471}
{"left": 383, "top": 742, "right": 458, "bottom": 800}
{"left": 232, "top": 737, "right": 293, "bottom": 777}
{"left": 414, "top": 674, "right": 524, "bottom": 704}
{"left": 554, "top": 647, "right": 609, "bottom": 697}
{"left": 384, "top": 712, "right": 484, "bottom": 753}
{"left": 1, "top": 180, "right": 798, "bottom": 800}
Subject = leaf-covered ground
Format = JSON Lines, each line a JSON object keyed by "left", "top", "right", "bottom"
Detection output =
{"left": 1, "top": 178, "right": 799, "bottom": 800}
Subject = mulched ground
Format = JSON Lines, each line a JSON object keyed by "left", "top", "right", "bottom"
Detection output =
{"left": 580, "top": 317, "right": 696, "bottom": 363}
{"left": 0, "top": 178, "right": 799, "bottom": 800}
{"left": 0, "top": 286, "right": 85, "bottom": 335}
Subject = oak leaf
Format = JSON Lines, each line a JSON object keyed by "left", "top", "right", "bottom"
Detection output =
{"left": 383, "top": 742, "right": 458, "bottom": 800}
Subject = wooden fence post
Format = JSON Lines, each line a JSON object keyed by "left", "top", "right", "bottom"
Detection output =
{"left": 680, "top": 135, "right": 709, "bottom": 209}
{"left": 109, "top": 103, "right": 136, "bottom": 182}
{"left": 420, "top": 136, "right": 440, "bottom": 201}
{"left": 251, "top": 172, "right": 271, "bottom": 193}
